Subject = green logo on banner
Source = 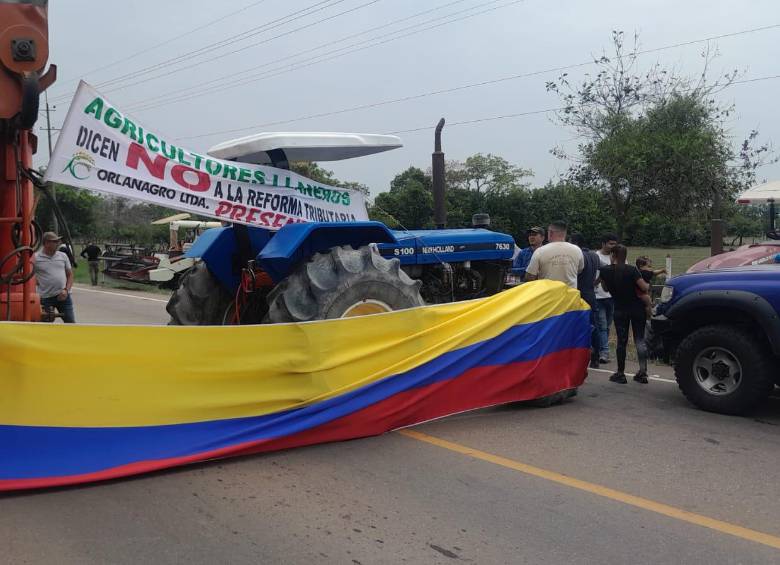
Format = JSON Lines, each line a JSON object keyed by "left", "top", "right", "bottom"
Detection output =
{"left": 63, "top": 151, "right": 95, "bottom": 180}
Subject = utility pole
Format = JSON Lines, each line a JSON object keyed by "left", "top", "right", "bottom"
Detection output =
{"left": 44, "top": 91, "right": 53, "bottom": 158}
{"left": 44, "top": 90, "right": 58, "bottom": 232}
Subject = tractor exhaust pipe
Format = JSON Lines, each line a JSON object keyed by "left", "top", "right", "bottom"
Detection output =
{"left": 432, "top": 118, "right": 447, "bottom": 229}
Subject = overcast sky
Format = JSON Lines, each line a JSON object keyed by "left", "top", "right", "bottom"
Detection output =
{"left": 39, "top": 0, "right": 780, "bottom": 196}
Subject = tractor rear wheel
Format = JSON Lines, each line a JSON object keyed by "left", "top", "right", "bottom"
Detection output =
{"left": 265, "top": 245, "right": 424, "bottom": 323}
{"left": 166, "top": 260, "right": 232, "bottom": 325}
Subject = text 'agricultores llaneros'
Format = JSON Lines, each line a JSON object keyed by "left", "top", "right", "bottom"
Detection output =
{"left": 45, "top": 81, "right": 369, "bottom": 229}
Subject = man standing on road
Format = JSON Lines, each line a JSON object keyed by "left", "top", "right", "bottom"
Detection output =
{"left": 524, "top": 220, "right": 584, "bottom": 288}
{"left": 80, "top": 241, "right": 102, "bottom": 286}
{"left": 512, "top": 226, "right": 545, "bottom": 279}
{"left": 594, "top": 233, "right": 618, "bottom": 363}
{"left": 34, "top": 232, "right": 76, "bottom": 323}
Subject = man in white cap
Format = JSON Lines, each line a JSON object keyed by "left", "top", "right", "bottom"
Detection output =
{"left": 34, "top": 232, "right": 76, "bottom": 323}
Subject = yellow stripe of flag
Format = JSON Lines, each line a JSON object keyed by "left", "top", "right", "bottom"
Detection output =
{"left": 0, "top": 281, "right": 587, "bottom": 427}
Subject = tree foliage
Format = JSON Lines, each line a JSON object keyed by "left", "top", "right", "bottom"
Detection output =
{"left": 290, "top": 161, "right": 369, "bottom": 195}
{"left": 546, "top": 31, "right": 775, "bottom": 239}
{"left": 93, "top": 197, "right": 172, "bottom": 244}
{"left": 371, "top": 167, "right": 433, "bottom": 229}
{"left": 445, "top": 153, "right": 532, "bottom": 194}
{"left": 35, "top": 184, "right": 182, "bottom": 245}
{"left": 34, "top": 183, "right": 101, "bottom": 238}
{"left": 370, "top": 157, "right": 534, "bottom": 233}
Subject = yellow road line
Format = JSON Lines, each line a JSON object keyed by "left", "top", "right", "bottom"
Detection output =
{"left": 399, "top": 429, "right": 780, "bottom": 551}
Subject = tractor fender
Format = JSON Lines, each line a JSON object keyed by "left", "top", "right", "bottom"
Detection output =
{"left": 185, "top": 226, "right": 272, "bottom": 292}
{"left": 257, "top": 222, "right": 398, "bottom": 283}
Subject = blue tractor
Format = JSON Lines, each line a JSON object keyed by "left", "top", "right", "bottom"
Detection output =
{"left": 166, "top": 131, "right": 516, "bottom": 325}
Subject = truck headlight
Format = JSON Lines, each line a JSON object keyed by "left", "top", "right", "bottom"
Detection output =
{"left": 659, "top": 286, "right": 674, "bottom": 303}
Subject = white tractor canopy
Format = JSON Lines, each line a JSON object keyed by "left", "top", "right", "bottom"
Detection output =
{"left": 151, "top": 212, "right": 192, "bottom": 225}
{"left": 737, "top": 180, "right": 780, "bottom": 204}
{"left": 207, "top": 132, "right": 402, "bottom": 165}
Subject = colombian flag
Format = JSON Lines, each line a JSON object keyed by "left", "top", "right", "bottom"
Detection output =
{"left": 0, "top": 281, "right": 590, "bottom": 491}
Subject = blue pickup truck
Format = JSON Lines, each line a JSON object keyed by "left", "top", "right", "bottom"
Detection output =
{"left": 652, "top": 263, "right": 780, "bottom": 414}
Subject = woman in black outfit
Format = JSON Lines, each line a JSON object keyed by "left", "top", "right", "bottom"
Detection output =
{"left": 598, "top": 245, "right": 651, "bottom": 383}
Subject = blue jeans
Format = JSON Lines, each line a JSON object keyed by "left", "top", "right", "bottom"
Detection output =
{"left": 595, "top": 298, "right": 614, "bottom": 359}
{"left": 41, "top": 294, "right": 76, "bottom": 323}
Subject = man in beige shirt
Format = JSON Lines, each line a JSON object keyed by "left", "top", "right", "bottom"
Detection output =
{"left": 524, "top": 220, "right": 584, "bottom": 288}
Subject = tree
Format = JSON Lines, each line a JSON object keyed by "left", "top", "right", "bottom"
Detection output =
{"left": 372, "top": 167, "right": 434, "bottom": 229}
{"left": 545, "top": 31, "right": 772, "bottom": 239}
{"left": 290, "top": 161, "right": 340, "bottom": 185}
{"left": 526, "top": 182, "right": 616, "bottom": 246}
{"left": 34, "top": 183, "right": 101, "bottom": 238}
{"left": 723, "top": 202, "right": 766, "bottom": 246}
{"left": 390, "top": 166, "right": 431, "bottom": 192}
{"left": 339, "top": 180, "right": 370, "bottom": 196}
{"left": 290, "top": 161, "right": 369, "bottom": 195}
{"left": 445, "top": 153, "right": 532, "bottom": 194}
{"left": 373, "top": 158, "right": 535, "bottom": 235}
{"left": 580, "top": 94, "right": 773, "bottom": 240}
{"left": 438, "top": 155, "right": 533, "bottom": 232}
{"left": 372, "top": 182, "right": 434, "bottom": 229}
{"left": 93, "top": 196, "right": 173, "bottom": 245}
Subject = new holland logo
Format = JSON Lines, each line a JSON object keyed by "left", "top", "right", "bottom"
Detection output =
{"left": 63, "top": 151, "right": 95, "bottom": 180}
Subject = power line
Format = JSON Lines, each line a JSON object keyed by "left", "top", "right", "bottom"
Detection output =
{"left": 123, "top": 0, "right": 472, "bottom": 111}
{"left": 128, "top": 0, "right": 510, "bottom": 112}
{"left": 47, "top": 0, "right": 272, "bottom": 96}
{"left": 388, "top": 108, "right": 561, "bottom": 134}
{"left": 95, "top": 0, "right": 349, "bottom": 90}
{"left": 386, "top": 73, "right": 780, "bottom": 134}
{"left": 131, "top": 0, "right": 522, "bottom": 114}
{"left": 83, "top": 0, "right": 381, "bottom": 99}
{"left": 728, "top": 73, "right": 780, "bottom": 85}
{"left": 177, "top": 22, "right": 780, "bottom": 141}
{"left": 54, "top": 0, "right": 344, "bottom": 97}
{"left": 49, "top": 0, "right": 350, "bottom": 102}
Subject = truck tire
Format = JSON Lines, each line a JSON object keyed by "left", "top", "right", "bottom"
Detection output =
{"left": 166, "top": 260, "right": 232, "bottom": 325}
{"left": 265, "top": 245, "right": 424, "bottom": 322}
{"left": 674, "top": 325, "right": 775, "bottom": 415}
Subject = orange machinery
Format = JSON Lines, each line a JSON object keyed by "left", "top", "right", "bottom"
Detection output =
{"left": 0, "top": 0, "right": 56, "bottom": 321}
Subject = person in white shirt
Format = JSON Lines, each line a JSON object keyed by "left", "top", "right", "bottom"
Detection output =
{"left": 524, "top": 220, "right": 584, "bottom": 288}
{"left": 594, "top": 233, "right": 618, "bottom": 363}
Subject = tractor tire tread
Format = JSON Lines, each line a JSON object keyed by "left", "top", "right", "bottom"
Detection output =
{"left": 266, "top": 245, "right": 424, "bottom": 323}
{"left": 166, "top": 260, "right": 232, "bottom": 325}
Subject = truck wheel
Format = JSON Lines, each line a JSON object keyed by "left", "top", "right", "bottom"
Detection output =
{"left": 265, "top": 245, "right": 424, "bottom": 322}
{"left": 166, "top": 260, "right": 232, "bottom": 325}
{"left": 674, "top": 325, "right": 774, "bottom": 415}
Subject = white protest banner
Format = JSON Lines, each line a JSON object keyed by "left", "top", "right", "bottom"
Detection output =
{"left": 44, "top": 81, "right": 368, "bottom": 229}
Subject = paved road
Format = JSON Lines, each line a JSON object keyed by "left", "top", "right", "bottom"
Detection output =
{"left": 3, "top": 288, "right": 779, "bottom": 564}
{"left": 70, "top": 284, "right": 171, "bottom": 325}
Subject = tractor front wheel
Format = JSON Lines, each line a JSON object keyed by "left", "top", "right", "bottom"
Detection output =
{"left": 265, "top": 245, "right": 424, "bottom": 323}
{"left": 166, "top": 260, "right": 232, "bottom": 325}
